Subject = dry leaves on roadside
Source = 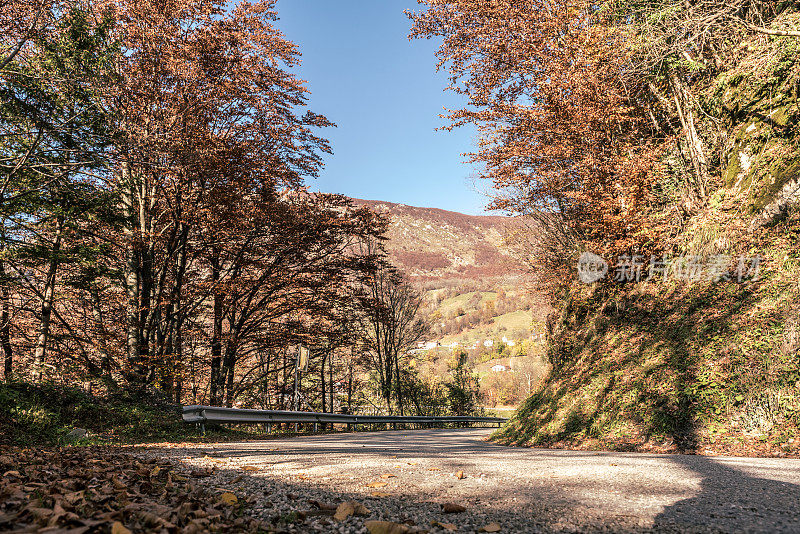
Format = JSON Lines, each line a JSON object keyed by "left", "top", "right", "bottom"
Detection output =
{"left": 333, "top": 500, "right": 370, "bottom": 521}
{"left": 366, "top": 519, "right": 412, "bottom": 533}
{"left": 442, "top": 502, "right": 467, "bottom": 513}
{"left": 480, "top": 522, "right": 502, "bottom": 532}
{"left": 309, "top": 499, "right": 337, "bottom": 511}
{"left": 0, "top": 447, "right": 271, "bottom": 533}
{"left": 219, "top": 492, "right": 238, "bottom": 505}
{"left": 380, "top": 473, "right": 396, "bottom": 479}
{"left": 455, "top": 470, "right": 465, "bottom": 479}
{"left": 432, "top": 520, "right": 458, "bottom": 531}
{"left": 366, "top": 481, "right": 389, "bottom": 488}
{"left": 111, "top": 521, "right": 132, "bottom": 534}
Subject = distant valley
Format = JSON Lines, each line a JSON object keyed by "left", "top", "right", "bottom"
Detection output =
{"left": 354, "top": 199, "right": 550, "bottom": 409}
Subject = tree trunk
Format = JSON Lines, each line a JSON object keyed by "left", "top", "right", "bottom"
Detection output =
{"left": 1, "top": 261, "right": 12, "bottom": 380}
{"left": 31, "top": 216, "right": 64, "bottom": 381}
{"left": 329, "top": 351, "right": 334, "bottom": 415}
{"left": 669, "top": 73, "right": 708, "bottom": 205}
{"left": 394, "top": 354, "right": 403, "bottom": 416}
{"left": 172, "top": 222, "right": 188, "bottom": 404}
{"left": 320, "top": 351, "right": 327, "bottom": 413}
{"left": 89, "top": 284, "right": 112, "bottom": 381}
{"left": 347, "top": 353, "right": 353, "bottom": 415}
{"left": 223, "top": 344, "right": 236, "bottom": 407}
{"left": 121, "top": 162, "right": 143, "bottom": 386}
{"left": 209, "top": 252, "right": 223, "bottom": 405}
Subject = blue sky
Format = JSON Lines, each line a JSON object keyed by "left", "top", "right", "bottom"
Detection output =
{"left": 273, "top": 0, "right": 489, "bottom": 215}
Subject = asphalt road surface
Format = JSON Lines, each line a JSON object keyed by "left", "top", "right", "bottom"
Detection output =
{"left": 155, "top": 428, "right": 800, "bottom": 533}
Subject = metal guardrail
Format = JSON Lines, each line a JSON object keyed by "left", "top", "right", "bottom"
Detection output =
{"left": 183, "top": 405, "right": 507, "bottom": 433}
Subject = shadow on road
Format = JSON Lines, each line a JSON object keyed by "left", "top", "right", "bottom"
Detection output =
{"left": 654, "top": 454, "right": 800, "bottom": 532}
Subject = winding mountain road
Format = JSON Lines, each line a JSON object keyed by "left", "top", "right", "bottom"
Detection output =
{"left": 153, "top": 428, "right": 800, "bottom": 533}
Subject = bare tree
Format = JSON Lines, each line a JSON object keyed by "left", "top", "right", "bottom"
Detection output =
{"left": 357, "top": 238, "right": 428, "bottom": 415}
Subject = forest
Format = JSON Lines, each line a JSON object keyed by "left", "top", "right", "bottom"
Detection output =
{"left": 0, "top": 0, "right": 494, "bottom": 434}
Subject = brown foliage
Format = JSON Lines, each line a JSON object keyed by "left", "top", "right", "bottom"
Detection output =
{"left": 409, "top": 0, "right": 665, "bottom": 287}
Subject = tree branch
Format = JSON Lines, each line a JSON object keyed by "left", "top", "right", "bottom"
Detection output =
{"left": 733, "top": 17, "right": 800, "bottom": 38}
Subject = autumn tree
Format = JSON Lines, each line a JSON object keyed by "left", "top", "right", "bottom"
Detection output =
{"left": 94, "top": 0, "right": 333, "bottom": 389}
{"left": 199, "top": 192, "right": 385, "bottom": 407}
{"left": 409, "top": 0, "right": 663, "bottom": 287}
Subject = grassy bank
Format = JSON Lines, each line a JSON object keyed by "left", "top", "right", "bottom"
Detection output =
{"left": 493, "top": 214, "right": 800, "bottom": 457}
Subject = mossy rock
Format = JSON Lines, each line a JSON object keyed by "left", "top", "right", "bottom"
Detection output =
{"left": 750, "top": 158, "right": 800, "bottom": 214}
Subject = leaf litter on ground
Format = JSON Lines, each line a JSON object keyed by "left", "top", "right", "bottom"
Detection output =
{"left": 0, "top": 447, "right": 274, "bottom": 533}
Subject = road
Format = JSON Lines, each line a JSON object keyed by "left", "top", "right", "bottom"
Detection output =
{"left": 154, "top": 428, "right": 800, "bottom": 533}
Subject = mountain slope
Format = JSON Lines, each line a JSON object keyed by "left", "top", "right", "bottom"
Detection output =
{"left": 352, "top": 199, "right": 524, "bottom": 281}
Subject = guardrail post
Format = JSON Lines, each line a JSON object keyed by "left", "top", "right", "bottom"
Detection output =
{"left": 313, "top": 423, "right": 318, "bottom": 433}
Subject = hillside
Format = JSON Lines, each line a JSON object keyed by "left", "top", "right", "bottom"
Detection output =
{"left": 352, "top": 199, "right": 525, "bottom": 281}
{"left": 351, "top": 199, "right": 551, "bottom": 409}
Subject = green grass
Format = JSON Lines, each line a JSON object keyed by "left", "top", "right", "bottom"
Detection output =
{"left": 492, "top": 310, "right": 533, "bottom": 330}
{"left": 440, "top": 309, "right": 534, "bottom": 345}
{"left": 0, "top": 381, "right": 260, "bottom": 446}
{"left": 437, "top": 291, "right": 497, "bottom": 316}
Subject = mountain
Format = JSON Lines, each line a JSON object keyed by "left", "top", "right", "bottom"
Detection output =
{"left": 352, "top": 199, "right": 525, "bottom": 282}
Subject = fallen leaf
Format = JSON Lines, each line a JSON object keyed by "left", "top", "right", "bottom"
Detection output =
{"left": 456, "top": 470, "right": 465, "bottom": 480}
{"left": 432, "top": 521, "right": 458, "bottom": 531}
{"left": 111, "top": 522, "right": 132, "bottom": 534}
{"left": 334, "top": 501, "right": 354, "bottom": 520}
{"left": 365, "top": 520, "right": 411, "bottom": 533}
{"left": 407, "top": 462, "right": 417, "bottom": 466}
{"left": 334, "top": 500, "right": 370, "bottom": 521}
{"left": 370, "top": 491, "right": 391, "bottom": 497}
{"left": 219, "top": 492, "right": 238, "bottom": 506}
{"left": 380, "top": 474, "right": 396, "bottom": 479}
{"left": 366, "top": 481, "right": 388, "bottom": 488}
{"left": 241, "top": 465, "right": 259, "bottom": 472}
{"left": 309, "top": 500, "right": 337, "bottom": 511}
{"left": 442, "top": 502, "right": 466, "bottom": 513}
{"left": 150, "top": 466, "right": 161, "bottom": 477}
{"left": 481, "top": 523, "right": 502, "bottom": 532}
